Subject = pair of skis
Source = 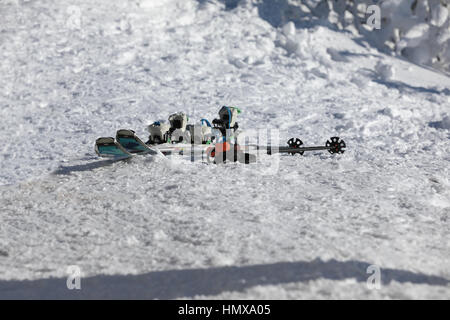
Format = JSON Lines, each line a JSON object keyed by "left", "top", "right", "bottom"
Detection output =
{"left": 95, "top": 130, "right": 347, "bottom": 162}
{"left": 95, "top": 129, "right": 212, "bottom": 160}
{"left": 95, "top": 129, "right": 160, "bottom": 160}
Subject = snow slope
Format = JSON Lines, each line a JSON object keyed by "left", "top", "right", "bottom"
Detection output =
{"left": 0, "top": 0, "right": 449, "bottom": 299}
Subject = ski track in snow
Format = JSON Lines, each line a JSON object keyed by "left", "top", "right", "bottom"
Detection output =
{"left": 0, "top": 0, "right": 449, "bottom": 299}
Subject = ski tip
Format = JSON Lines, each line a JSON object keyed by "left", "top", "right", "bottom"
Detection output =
{"left": 95, "top": 137, "right": 132, "bottom": 158}
{"left": 95, "top": 137, "right": 115, "bottom": 145}
{"left": 116, "top": 129, "right": 136, "bottom": 138}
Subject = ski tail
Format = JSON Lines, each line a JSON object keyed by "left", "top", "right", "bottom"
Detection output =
{"left": 95, "top": 137, "right": 132, "bottom": 159}
{"left": 116, "top": 129, "right": 160, "bottom": 155}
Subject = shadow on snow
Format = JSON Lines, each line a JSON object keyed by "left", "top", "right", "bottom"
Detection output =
{"left": 0, "top": 259, "right": 448, "bottom": 299}
{"left": 52, "top": 159, "right": 126, "bottom": 175}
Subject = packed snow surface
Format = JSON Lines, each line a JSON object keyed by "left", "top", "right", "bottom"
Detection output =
{"left": 0, "top": 0, "right": 449, "bottom": 299}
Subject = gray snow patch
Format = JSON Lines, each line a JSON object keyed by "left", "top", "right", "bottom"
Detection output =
{"left": 429, "top": 115, "right": 450, "bottom": 130}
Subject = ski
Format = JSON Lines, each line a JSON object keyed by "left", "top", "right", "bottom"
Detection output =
{"left": 117, "top": 128, "right": 215, "bottom": 157}
{"left": 115, "top": 129, "right": 160, "bottom": 155}
{"left": 95, "top": 130, "right": 161, "bottom": 159}
{"left": 95, "top": 137, "right": 132, "bottom": 159}
{"left": 96, "top": 129, "right": 213, "bottom": 159}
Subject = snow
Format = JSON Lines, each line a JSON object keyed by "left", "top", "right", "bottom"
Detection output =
{"left": 276, "top": 0, "right": 450, "bottom": 73}
{"left": 431, "top": 2, "right": 449, "bottom": 28}
{"left": 0, "top": 0, "right": 449, "bottom": 299}
{"left": 375, "top": 61, "right": 395, "bottom": 81}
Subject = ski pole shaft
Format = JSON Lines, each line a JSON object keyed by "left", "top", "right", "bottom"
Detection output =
{"left": 245, "top": 145, "right": 331, "bottom": 154}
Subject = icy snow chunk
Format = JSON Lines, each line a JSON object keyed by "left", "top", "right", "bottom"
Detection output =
{"left": 228, "top": 57, "right": 246, "bottom": 69}
{"left": 429, "top": 195, "right": 450, "bottom": 208}
{"left": 404, "top": 23, "right": 430, "bottom": 40}
{"left": 397, "top": 23, "right": 430, "bottom": 52}
{"left": 344, "top": 10, "right": 354, "bottom": 25}
{"left": 345, "top": 23, "right": 359, "bottom": 36}
{"left": 437, "top": 29, "right": 450, "bottom": 45}
{"left": 284, "top": 37, "right": 299, "bottom": 55}
{"left": 243, "top": 56, "right": 254, "bottom": 64}
{"left": 140, "top": 0, "right": 172, "bottom": 9}
{"left": 275, "top": 33, "right": 299, "bottom": 55}
{"left": 350, "top": 76, "right": 368, "bottom": 89}
{"left": 377, "top": 107, "right": 413, "bottom": 120}
{"left": 282, "top": 21, "right": 296, "bottom": 37}
{"left": 153, "top": 230, "right": 169, "bottom": 241}
{"left": 310, "top": 67, "right": 328, "bottom": 79}
{"left": 72, "top": 64, "right": 84, "bottom": 74}
{"left": 430, "top": 4, "right": 449, "bottom": 27}
{"left": 378, "top": 107, "right": 394, "bottom": 118}
{"left": 335, "top": 120, "right": 354, "bottom": 131}
{"left": 256, "top": 36, "right": 275, "bottom": 54}
{"left": 209, "top": 254, "right": 235, "bottom": 266}
{"left": 328, "top": 9, "right": 340, "bottom": 26}
{"left": 375, "top": 61, "right": 395, "bottom": 81}
{"left": 115, "top": 51, "right": 136, "bottom": 65}
{"left": 125, "top": 235, "right": 140, "bottom": 246}
{"left": 119, "top": 16, "right": 132, "bottom": 34}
